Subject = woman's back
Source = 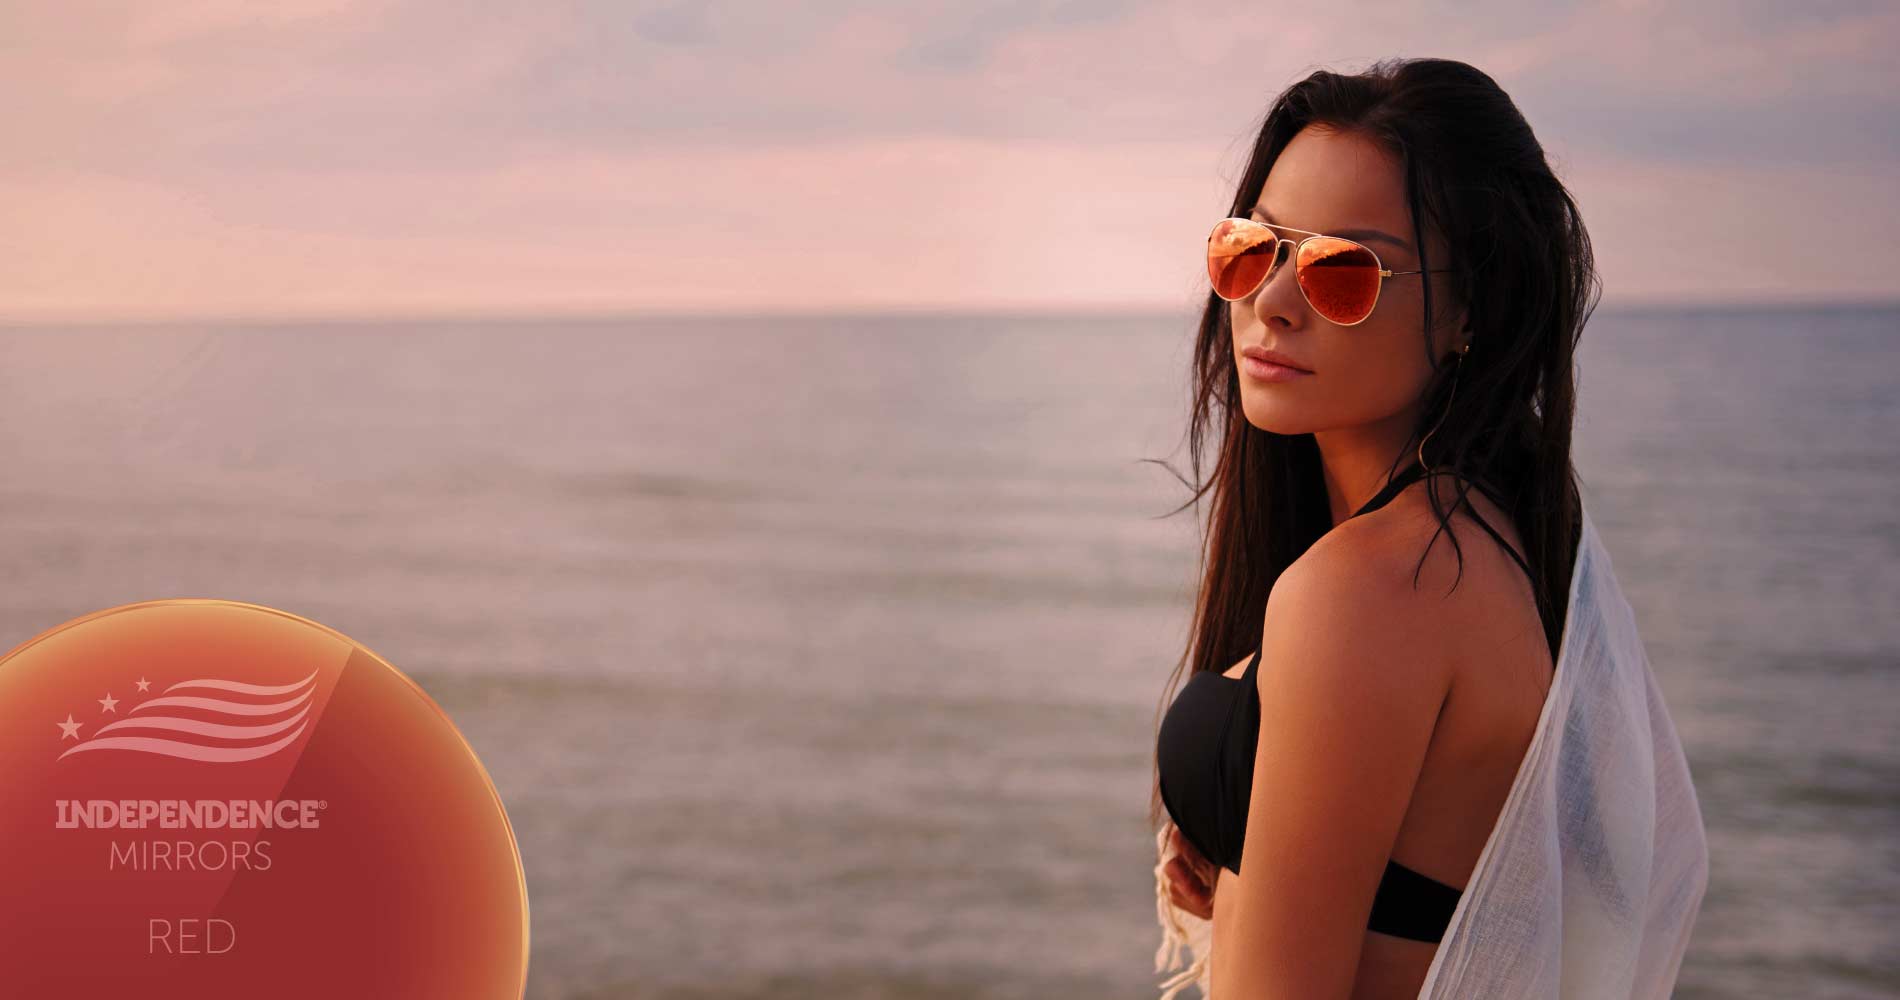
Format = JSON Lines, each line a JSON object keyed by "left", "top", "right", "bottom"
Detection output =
{"left": 1205, "top": 475, "right": 1553, "bottom": 999}
{"left": 1170, "top": 467, "right": 1558, "bottom": 996}
{"left": 1344, "top": 479, "right": 1552, "bottom": 997}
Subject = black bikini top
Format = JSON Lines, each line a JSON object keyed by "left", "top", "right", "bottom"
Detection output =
{"left": 1155, "top": 458, "right": 1534, "bottom": 943}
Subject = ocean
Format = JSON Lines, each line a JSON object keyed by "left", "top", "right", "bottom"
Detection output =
{"left": 0, "top": 304, "right": 1893, "bottom": 998}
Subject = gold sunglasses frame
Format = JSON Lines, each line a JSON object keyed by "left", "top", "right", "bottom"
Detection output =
{"left": 1207, "top": 217, "right": 1454, "bottom": 327}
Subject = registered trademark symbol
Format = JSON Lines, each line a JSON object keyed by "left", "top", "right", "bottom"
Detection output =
{"left": 319, "top": 800, "right": 328, "bottom": 809}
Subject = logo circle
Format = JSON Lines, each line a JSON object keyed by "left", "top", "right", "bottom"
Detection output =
{"left": 0, "top": 599, "right": 529, "bottom": 999}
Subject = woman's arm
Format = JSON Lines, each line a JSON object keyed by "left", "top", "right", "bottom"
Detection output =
{"left": 1212, "top": 526, "right": 1454, "bottom": 998}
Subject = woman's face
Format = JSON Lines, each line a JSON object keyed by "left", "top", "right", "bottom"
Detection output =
{"left": 1230, "top": 125, "right": 1467, "bottom": 439}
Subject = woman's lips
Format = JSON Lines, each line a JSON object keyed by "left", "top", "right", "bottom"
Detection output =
{"left": 1239, "top": 347, "right": 1313, "bottom": 382}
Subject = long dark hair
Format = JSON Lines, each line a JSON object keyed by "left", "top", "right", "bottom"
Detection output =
{"left": 1148, "top": 57, "right": 1591, "bottom": 832}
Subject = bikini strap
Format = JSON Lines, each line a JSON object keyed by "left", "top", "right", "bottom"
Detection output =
{"left": 1351, "top": 458, "right": 1431, "bottom": 518}
{"left": 1458, "top": 499, "right": 1537, "bottom": 587}
{"left": 1355, "top": 463, "right": 1536, "bottom": 588}
{"left": 1419, "top": 470, "right": 1536, "bottom": 587}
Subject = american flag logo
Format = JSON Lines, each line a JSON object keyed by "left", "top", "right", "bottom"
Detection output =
{"left": 56, "top": 670, "right": 318, "bottom": 763}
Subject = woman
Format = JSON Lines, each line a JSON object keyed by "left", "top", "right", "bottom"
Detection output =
{"left": 1148, "top": 59, "right": 1708, "bottom": 998}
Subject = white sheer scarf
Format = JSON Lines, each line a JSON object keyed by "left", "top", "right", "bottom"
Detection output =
{"left": 1154, "top": 500, "right": 1710, "bottom": 998}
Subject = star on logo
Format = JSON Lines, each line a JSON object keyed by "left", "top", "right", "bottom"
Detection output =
{"left": 57, "top": 714, "right": 82, "bottom": 740}
{"left": 135, "top": 677, "right": 152, "bottom": 692}
{"left": 98, "top": 692, "right": 119, "bottom": 713}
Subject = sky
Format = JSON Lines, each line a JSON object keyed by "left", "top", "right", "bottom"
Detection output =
{"left": 2, "top": 0, "right": 1896, "bottom": 322}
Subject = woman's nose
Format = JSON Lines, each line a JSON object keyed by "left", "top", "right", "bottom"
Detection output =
{"left": 1252, "top": 240, "right": 1303, "bottom": 322}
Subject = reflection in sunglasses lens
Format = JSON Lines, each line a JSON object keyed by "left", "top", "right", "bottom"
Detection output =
{"left": 1207, "top": 219, "right": 1278, "bottom": 300}
{"left": 1297, "top": 237, "right": 1381, "bottom": 324}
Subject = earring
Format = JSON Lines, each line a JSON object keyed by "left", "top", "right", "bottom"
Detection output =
{"left": 1417, "top": 343, "right": 1466, "bottom": 472}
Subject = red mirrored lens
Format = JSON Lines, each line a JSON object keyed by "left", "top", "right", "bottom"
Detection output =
{"left": 1296, "top": 237, "right": 1382, "bottom": 324}
{"left": 1207, "top": 218, "right": 1279, "bottom": 300}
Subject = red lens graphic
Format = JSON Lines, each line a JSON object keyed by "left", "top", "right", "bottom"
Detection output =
{"left": 0, "top": 600, "right": 529, "bottom": 999}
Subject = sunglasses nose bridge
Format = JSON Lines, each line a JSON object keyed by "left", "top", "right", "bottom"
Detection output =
{"left": 1250, "top": 237, "right": 1295, "bottom": 298}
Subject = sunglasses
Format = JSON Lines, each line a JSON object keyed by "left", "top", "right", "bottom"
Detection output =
{"left": 1206, "top": 217, "right": 1452, "bottom": 326}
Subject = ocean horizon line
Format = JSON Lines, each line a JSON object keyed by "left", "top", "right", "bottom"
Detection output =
{"left": 4, "top": 296, "right": 1898, "bottom": 330}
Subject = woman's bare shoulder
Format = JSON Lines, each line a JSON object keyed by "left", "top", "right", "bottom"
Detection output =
{"left": 1272, "top": 482, "right": 1527, "bottom": 680}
